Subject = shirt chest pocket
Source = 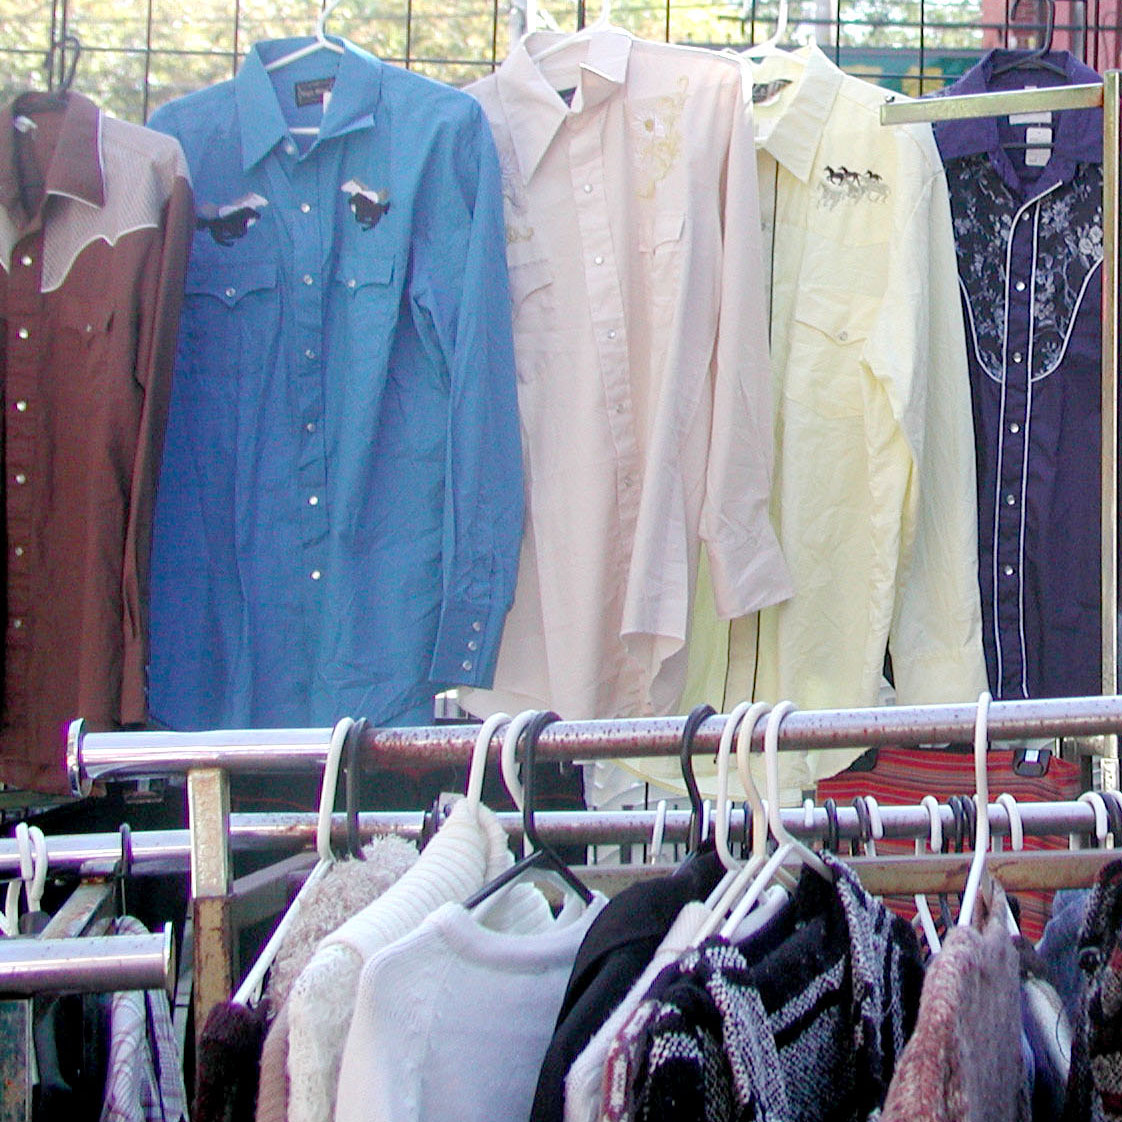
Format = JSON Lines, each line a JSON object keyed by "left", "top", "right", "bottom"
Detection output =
{"left": 786, "top": 286, "right": 877, "bottom": 421}
{"left": 506, "top": 235, "right": 555, "bottom": 326}
{"left": 332, "top": 254, "right": 396, "bottom": 335}
{"left": 181, "top": 260, "right": 280, "bottom": 381}
{"left": 54, "top": 299, "right": 122, "bottom": 397}
{"left": 639, "top": 211, "right": 686, "bottom": 311}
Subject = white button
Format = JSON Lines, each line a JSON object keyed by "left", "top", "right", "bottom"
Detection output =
{"left": 14, "top": 401, "right": 26, "bottom": 412}
{"left": 1021, "top": 212, "right": 1030, "bottom": 222}
{"left": 17, "top": 327, "right": 29, "bottom": 340}
{"left": 623, "top": 474, "right": 634, "bottom": 487}
{"left": 838, "top": 330, "right": 849, "bottom": 341}
{"left": 308, "top": 495, "right": 319, "bottom": 506}
{"left": 461, "top": 660, "right": 473, "bottom": 671}
{"left": 14, "top": 473, "right": 25, "bottom": 485}
{"left": 300, "top": 202, "right": 312, "bottom": 213}
{"left": 1015, "top": 281, "right": 1026, "bottom": 292}
{"left": 346, "top": 278, "right": 356, "bottom": 289}
{"left": 11, "top": 619, "right": 21, "bottom": 630}
{"left": 471, "top": 620, "right": 483, "bottom": 632}
{"left": 1005, "top": 493, "right": 1016, "bottom": 506}
{"left": 1004, "top": 564, "right": 1015, "bottom": 576}
{"left": 311, "top": 569, "right": 322, "bottom": 580}
{"left": 594, "top": 255, "right": 604, "bottom": 265}
{"left": 583, "top": 184, "right": 593, "bottom": 193}
{"left": 303, "top": 274, "right": 314, "bottom": 286}
{"left": 615, "top": 403, "right": 625, "bottom": 414}
{"left": 225, "top": 287, "right": 237, "bottom": 299}
{"left": 467, "top": 640, "right": 478, "bottom": 651}
{"left": 19, "top": 254, "right": 32, "bottom": 267}
{"left": 1009, "top": 422, "right": 1021, "bottom": 434}
{"left": 305, "top": 348, "right": 317, "bottom": 360}
{"left": 607, "top": 330, "right": 617, "bottom": 340}
{"left": 305, "top": 421, "right": 317, "bottom": 433}
{"left": 1012, "top": 352, "right": 1023, "bottom": 363}
{"left": 285, "top": 142, "right": 297, "bottom": 155}
{"left": 13, "top": 546, "right": 23, "bottom": 558}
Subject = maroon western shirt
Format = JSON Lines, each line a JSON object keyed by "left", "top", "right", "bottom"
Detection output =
{"left": 0, "top": 92, "right": 192, "bottom": 793}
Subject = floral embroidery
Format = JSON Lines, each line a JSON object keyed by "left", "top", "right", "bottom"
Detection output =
{"left": 497, "top": 141, "right": 534, "bottom": 245}
{"left": 815, "top": 166, "right": 890, "bottom": 210}
{"left": 948, "top": 154, "right": 1103, "bottom": 382}
{"left": 631, "top": 76, "right": 688, "bottom": 200}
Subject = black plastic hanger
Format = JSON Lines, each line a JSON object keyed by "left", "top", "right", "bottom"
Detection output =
{"left": 679, "top": 704, "right": 716, "bottom": 853}
{"left": 343, "top": 717, "right": 368, "bottom": 860}
{"left": 991, "top": 0, "right": 1067, "bottom": 78}
{"left": 463, "top": 710, "right": 593, "bottom": 910}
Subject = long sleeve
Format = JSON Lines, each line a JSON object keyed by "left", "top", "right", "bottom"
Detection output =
{"left": 418, "top": 104, "right": 523, "bottom": 689}
{"left": 701, "top": 78, "right": 792, "bottom": 619}
{"left": 867, "top": 131, "right": 987, "bottom": 706}
{"left": 120, "top": 157, "right": 193, "bottom": 724}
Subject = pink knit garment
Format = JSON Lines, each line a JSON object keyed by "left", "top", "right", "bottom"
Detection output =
{"left": 882, "top": 884, "right": 1028, "bottom": 1122}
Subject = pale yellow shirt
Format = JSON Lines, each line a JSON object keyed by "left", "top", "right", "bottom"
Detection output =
{"left": 625, "top": 44, "right": 988, "bottom": 801}
{"left": 461, "top": 32, "right": 792, "bottom": 721}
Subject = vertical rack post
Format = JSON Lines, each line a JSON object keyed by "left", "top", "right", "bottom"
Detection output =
{"left": 1101, "top": 69, "right": 1120, "bottom": 790}
{"left": 187, "top": 767, "right": 232, "bottom": 1047}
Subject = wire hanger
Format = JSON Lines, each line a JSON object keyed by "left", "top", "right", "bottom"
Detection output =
{"left": 264, "top": 0, "right": 346, "bottom": 72}
{"left": 991, "top": 0, "right": 1066, "bottom": 78}
{"left": 231, "top": 716, "right": 355, "bottom": 1007}
{"left": 464, "top": 710, "right": 593, "bottom": 910}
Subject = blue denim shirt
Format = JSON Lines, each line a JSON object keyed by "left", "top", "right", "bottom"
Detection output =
{"left": 147, "top": 39, "right": 522, "bottom": 729}
{"left": 934, "top": 51, "right": 1103, "bottom": 700}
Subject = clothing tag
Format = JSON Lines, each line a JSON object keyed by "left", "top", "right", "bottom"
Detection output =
{"left": 294, "top": 77, "right": 336, "bottom": 108}
{"left": 1009, "top": 110, "right": 1052, "bottom": 126}
{"left": 1025, "top": 125, "right": 1053, "bottom": 146}
{"left": 557, "top": 86, "right": 577, "bottom": 108}
{"left": 12, "top": 115, "right": 36, "bottom": 133}
{"left": 752, "top": 78, "right": 792, "bottom": 106}
{"left": 1025, "top": 124, "right": 1053, "bottom": 167}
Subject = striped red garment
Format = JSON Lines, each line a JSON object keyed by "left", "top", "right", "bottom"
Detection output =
{"left": 815, "top": 746, "right": 1083, "bottom": 943}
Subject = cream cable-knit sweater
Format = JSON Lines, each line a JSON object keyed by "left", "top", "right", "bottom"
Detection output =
{"left": 273, "top": 799, "right": 555, "bottom": 1122}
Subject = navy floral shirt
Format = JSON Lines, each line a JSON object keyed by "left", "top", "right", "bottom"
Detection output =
{"left": 934, "top": 51, "right": 1104, "bottom": 700}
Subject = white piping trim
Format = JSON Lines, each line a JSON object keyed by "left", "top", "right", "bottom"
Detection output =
{"left": 40, "top": 224, "right": 160, "bottom": 293}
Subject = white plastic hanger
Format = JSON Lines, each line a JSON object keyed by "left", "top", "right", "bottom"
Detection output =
{"left": 647, "top": 799, "right": 669, "bottom": 865}
{"left": 465, "top": 711, "right": 512, "bottom": 817}
{"left": 1076, "top": 790, "right": 1110, "bottom": 849}
{"left": 1, "top": 823, "right": 48, "bottom": 936}
{"left": 527, "top": 0, "right": 627, "bottom": 68}
{"left": 914, "top": 795, "right": 943, "bottom": 954}
{"left": 958, "top": 691, "right": 993, "bottom": 929}
{"left": 264, "top": 0, "right": 346, "bottom": 72}
{"left": 719, "top": 700, "right": 831, "bottom": 939}
{"left": 232, "top": 716, "right": 354, "bottom": 1006}
{"left": 742, "top": 0, "right": 789, "bottom": 58}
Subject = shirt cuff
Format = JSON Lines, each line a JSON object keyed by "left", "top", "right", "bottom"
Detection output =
{"left": 429, "top": 600, "right": 503, "bottom": 688}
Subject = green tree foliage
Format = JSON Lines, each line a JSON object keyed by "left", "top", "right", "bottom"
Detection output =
{"left": 1, "top": 0, "right": 987, "bottom": 124}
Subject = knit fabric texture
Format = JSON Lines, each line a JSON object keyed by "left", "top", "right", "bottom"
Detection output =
{"left": 195, "top": 999, "right": 269, "bottom": 1122}
{"left": 882, "top": 883, "right": 1027, "bottom": 1122}
{"left": 631, "top": 855, "right": 923, "bottom": 1122}
{"left": 265, "top": 834, "right": 419, "bottom": 1009}
{"left": 282, "top": 797, "right": 552, "bottom": 1122}
{"left": 333, "top": 893, "right": 608, "bottom": 1122}
{"left": 1064, "top": 859, "right": 1122, "bottom": 1122}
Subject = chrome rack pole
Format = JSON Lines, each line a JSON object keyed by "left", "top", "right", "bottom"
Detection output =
{"left": 0, "top": 926, "right": 174, "bottom": 996}
{"left": 68, "top": 697, "right": 1122, "bottom": 788}
{"left": 878, "top": 82, "right": 1105, "bottom": 125}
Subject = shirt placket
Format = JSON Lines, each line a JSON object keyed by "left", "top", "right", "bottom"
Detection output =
{"left": 993, "top": 199, "right": 1037, "bottom": 699}
{"left": 4, "top": 226, "right": 43, "bottom": 715}
{"left": 276, "top": 140, "right": 331, "bottom": 600}
{"left": 566, "top": 107, "right": 639, "bottom": 531}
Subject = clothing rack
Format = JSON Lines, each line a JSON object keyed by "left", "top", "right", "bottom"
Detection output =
{"left": 57, "top": 693, "right": 1122, "bottom": 1036}
{"left": 881, "top": 72, "right": 1122, "bottom": 786}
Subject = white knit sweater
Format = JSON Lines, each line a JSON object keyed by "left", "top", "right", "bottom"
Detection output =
{"left": 334, "top": 892, "right": 608, "bottom": 1122}
{"left": 283, "top": 799, "right": 556, "bottom": 1122}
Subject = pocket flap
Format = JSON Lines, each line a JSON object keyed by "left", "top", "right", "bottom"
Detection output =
{"left": 792, "top": 286, "right": 876, "bottom": 346}
{"left": 185, "top": 260, "right": 278, "bottom": 307}
{"left": 334, "top": 254, "right": 394, "bottom": 291}
{"left": 652, "top": 211, "right": 685, "bottom": 249}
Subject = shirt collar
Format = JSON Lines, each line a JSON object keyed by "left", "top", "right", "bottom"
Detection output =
{"left": 235, "top": 37, "right": 383, "bottom": 171}
{"left": 0, "top": 91, "right": 104, "bottom": 218}
{"left": 748, "top": 41, "right": 844, "bottom": 183}
{"left": 497, "top": 29, "right": 632, "bottom": 185}
{"left": 934, "top": 49, "right": 1102, "bottom": 168}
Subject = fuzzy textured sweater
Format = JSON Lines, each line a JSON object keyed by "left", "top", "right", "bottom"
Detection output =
{"left": 882, "top": 883, "right": 1027, "bottom": 1122}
